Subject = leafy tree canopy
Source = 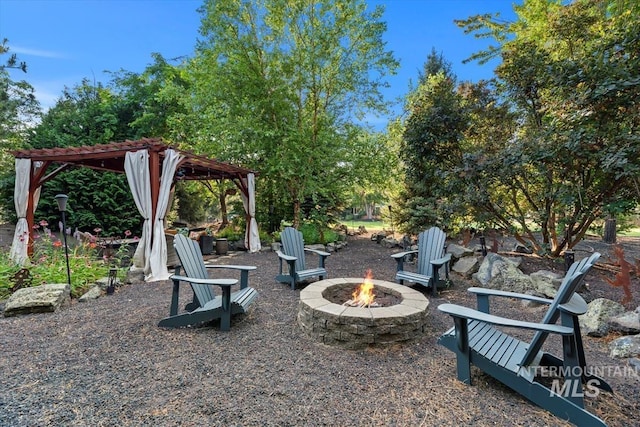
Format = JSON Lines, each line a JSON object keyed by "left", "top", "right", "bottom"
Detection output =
{"left": 399, "top": 0, "right": 640, "bottom": 256}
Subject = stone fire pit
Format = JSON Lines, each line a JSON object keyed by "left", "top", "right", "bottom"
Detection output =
{"left": 298, "top": 278, "right": 429, "bottom": 349}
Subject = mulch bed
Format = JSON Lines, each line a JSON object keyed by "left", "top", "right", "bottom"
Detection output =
{"left": 1, "top": 233, "right": 639, "bottom": 426}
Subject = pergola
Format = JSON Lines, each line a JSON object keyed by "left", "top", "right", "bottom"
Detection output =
{"left": 9, "top": 138, "right": 260, "bottom": 281}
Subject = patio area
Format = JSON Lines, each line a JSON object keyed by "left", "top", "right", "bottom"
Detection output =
{"left": 0, "top": 233, "right": 638, "bottom": 426}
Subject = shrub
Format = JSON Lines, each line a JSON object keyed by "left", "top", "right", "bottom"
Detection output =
{"left": 0, "top": 221, "right": 133, "bottom": 299}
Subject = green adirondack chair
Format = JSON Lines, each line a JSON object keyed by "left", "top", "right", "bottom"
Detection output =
{"left": 158, "top": 234, "right": 258, "bottom": 331}
{"left": 392, "top": 227, "right": 451, "bottom": 296}
{"left": 276, "top": 227, "right": 330, "bottom": 290}
{"left": 438, "top": 252, "right": 611, "bottom": 426}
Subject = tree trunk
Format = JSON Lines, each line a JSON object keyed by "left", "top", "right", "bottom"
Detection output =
{"left": 292, "top": 200, "right": 301, "bottom": 229}
{"left": 603, "top": 218, "right": 617, "bottom": 243}
{"left": 219, "top": 188, "right": 229, "bottom": 229}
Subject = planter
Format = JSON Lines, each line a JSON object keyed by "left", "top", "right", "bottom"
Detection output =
{"left": 215, "top": 238, "right": 228, "bottom": 255}
{"left": 199, "top": 235, "right": 214, "bottom": 255}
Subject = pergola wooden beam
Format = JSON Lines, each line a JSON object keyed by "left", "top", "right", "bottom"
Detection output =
{"left": 11, "top": 138, "right": 258, "bottom": 256}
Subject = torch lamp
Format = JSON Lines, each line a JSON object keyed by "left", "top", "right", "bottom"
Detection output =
{"left": 107, "top": 268, "right": 118, "bottom": 295}
{"left": 54, "top": 194, "right": 71, "bottom": 286}
{"left": 479, "top": 235, "right": 488, "bottom": 257}
{"left": 564, "top": 250, "right": 575, "bottom": 272}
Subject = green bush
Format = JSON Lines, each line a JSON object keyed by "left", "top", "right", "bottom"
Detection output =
{"left": 283, "top": 223, "right": 339, "bottom": 245}
{"left": 0, "top": 222, "right": 132, "bottom": 299}
{"left": 215, "top": 226, "right": 243, "bottom": 241}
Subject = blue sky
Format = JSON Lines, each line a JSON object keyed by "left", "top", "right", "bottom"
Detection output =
{"left": 0, "top": 0, "right": 518, "bottom": 128}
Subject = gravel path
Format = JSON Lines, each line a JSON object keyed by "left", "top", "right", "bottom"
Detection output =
{"left": 1, "top": 234, "right": 639, "bottom": 426}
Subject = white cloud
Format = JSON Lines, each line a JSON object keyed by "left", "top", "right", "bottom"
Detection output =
{"left": 11, "top": 45, "right": 67, "bottom": 59}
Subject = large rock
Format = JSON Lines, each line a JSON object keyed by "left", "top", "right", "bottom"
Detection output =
{"left": 452, "top": 257, "right": 480, "bottom": 279}
{"left": 609, "top": 334, "right": 640, "bottom": 359}
{"left": 3, "top": 283, "right": 70, "bottom": 317}
{"left": 579, "top": 298, "right": 626, "bottom": 337}
{"left": 446, "top": 243, "right": 474, "bottom": 260}
{"left": 609, "top": 309, "right": 640, "bottom": 335}
{"left": 530, "top": 270, "right": 562, "bottom": 298}
{"left": 380, "top": 237, "right": 399, "bottom": 248}
{"left": 473, "top": 253, "right": 531, "bottom": 293}
{"left": 473, "top": 252, "right": 522, "bottom": 286}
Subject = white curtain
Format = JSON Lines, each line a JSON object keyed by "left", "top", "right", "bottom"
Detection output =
{"left": 10, "top": 159, "right": 31, "bottom": 265}
{"left": 147, "top": 149, "right": 183, "bottom": 281}
{"left": 124, "top": 150, "right": 152, "bottom": 275}
{"left": 241, "top": 173, "right": 261, "bottom": 253}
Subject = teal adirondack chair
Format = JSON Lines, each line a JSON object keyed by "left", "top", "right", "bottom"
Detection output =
{"left": 158, "top": 234, "right": 258, "bottom": 331}
{"left": 392, "top": 227, "right": 451, "bottom": 296}
{"left": 438, "top": 252, "right": 611, "bottom": 426}
{"left": 276, "top": 227, "right": 330, "bottom": 290}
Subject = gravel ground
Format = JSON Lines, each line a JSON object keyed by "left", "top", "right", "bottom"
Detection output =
{"left": 1, "top": 233, "right": 639, "bottom": 426}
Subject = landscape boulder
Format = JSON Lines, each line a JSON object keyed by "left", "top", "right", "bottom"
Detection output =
{"left": 609, "top": 334, "right": 640, "bottom": 359}
{"left": 579, "top": 298, "right": 626, "bottom": 337}
{"left": 473, "top": 252, "right": 522, "bottom": 286}
{"left": 608, "top": 308, "right": 640, "bottom": 335}
{"left": 452, "top": 256, "right": 480, "bottom": 279}
{"left": 3, "top": 283, "right": 70, "bottom": 317}
{"left": 446, "top": 243, "right": 474, "bottom": 260}
{"left": 473, "top": 253, "right": 531, "bottom": 293}
{"left": 530, "top": 270, "right": 562, "bottom": 298}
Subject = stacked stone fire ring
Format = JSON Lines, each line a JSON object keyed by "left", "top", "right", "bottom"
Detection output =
{"left": 298, "top": 278, "right": 429, "bottom": 350}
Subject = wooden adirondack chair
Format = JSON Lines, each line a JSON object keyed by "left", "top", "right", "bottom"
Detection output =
{"left": 392, "top": 227, "right": 451, "bottom": 296}
{"left": 276, "top": 227, "right": 330, "bottom": 290}
{"left": 438, "top": 252, "right": 612, "bottom": 426}
{"left": 158, "top": 234, "right": 258, "bottom": 331}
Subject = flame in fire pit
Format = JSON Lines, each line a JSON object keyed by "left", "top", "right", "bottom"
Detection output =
{"left": 345, "top": 270, "right": 377, "bottom": 307}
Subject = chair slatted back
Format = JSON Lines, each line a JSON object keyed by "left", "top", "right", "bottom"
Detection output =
{"left": 280, "top": 227, "right": 306, "bottom": 272}
{"left": 520, "top": 252, "right": 600, "bottom": 366}
{"left": 173, "top": 234, "right": 216, "bottom": 304}
{"left": 416, "top": 227, "right": 447, "bottom": 277}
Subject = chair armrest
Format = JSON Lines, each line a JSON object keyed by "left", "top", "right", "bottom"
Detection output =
{"left": 431, "top": 253, "right": 451, "bottom": 266}
{"left": 206, "top": 265, "right": 257, "bottom": 289}
{"left": 276, "top": 250, "right": 297, "bottom": 262}
{"left": 206, "top": 265, "right": 257, "bottom": 272}
{"left": 391, "top": 250, "right": 418, "bottom": 260}
{"left": 304, "top": 248, "right": 330, "bottom": 257}
{"left": 467, "top": 287, "right": 553, "bottom": 305}
{"left": 559, "top": 293, "right": 588, "bottom": 316}
{"left": 438, "top": 303, "right": 574, "bottom": 335}
{"left": 170, "top": 274, "right": 237, "bottom": 288}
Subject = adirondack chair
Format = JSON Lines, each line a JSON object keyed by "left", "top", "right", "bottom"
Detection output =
{"left": 158, "top": 234, "right": 258, "bottom": 331}
{"left": 438, "top": 252, "right": 612, "bottom": 426}
{"left": 276, "top": 227, "right": 330, "bottom": 290}
{"left": 392, "top": 227, "right": 451, "bottom": 296}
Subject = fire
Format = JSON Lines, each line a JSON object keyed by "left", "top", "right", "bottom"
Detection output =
{"left": 350, "top": 269, "right": 376, "bottom": 307}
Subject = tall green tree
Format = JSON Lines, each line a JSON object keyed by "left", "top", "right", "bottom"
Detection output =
{"left": 0, "top": 39, "right": 41, "bottom": 221}
{"left": 396, "top": 50, "right": 468, "bottom": 234}
{"left": 453, "top": 0, "right": 640, "bottom": 255}
{"left": 7, "top": 80, "right": 143, "bottom": 236}
{"left": 184, "top": 0, "right": 399, "bottom": 228}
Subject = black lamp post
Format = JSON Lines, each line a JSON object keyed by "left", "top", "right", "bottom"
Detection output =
{"left": 54, "top": 194, "right": 71, "bottom": 286}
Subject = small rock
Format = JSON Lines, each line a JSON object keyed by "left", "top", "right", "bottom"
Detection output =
{"left": 78, "top": 285, "right": 103, "bottom": 302}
